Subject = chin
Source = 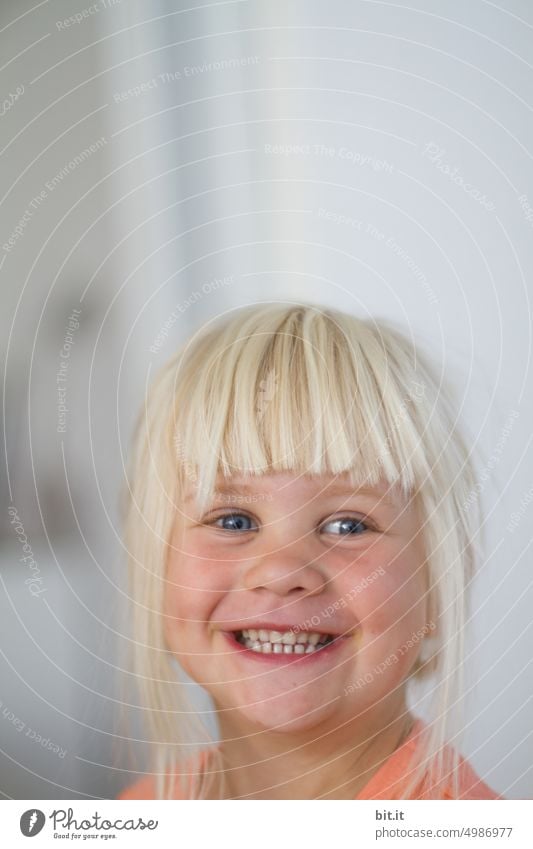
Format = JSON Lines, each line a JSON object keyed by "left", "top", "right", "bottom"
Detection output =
{"left": 229, "top": 691, "right": 338, "bottom": 734}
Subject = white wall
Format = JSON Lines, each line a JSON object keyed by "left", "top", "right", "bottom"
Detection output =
{"left": 1, "top": 0, "right": 531, "bottom": 799}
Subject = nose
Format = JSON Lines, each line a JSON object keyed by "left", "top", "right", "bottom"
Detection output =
{"left": 242, "top": 554, "right": 327, "bottom": 597}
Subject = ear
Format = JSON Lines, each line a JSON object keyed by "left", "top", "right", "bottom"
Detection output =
{"left": 411, "top": 629, "right": 440, "bottom": 679}
{"left": 415, "top": 570, "right": 440, "bottom": 672}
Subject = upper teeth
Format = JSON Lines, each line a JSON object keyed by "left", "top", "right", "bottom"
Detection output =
{"left": 239, "top": 629, "right": 333, "bottom": 655}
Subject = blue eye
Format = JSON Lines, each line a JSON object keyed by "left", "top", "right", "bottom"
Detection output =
{"left": 212, "top": 513, "right": 256, "bottom": 532}
{"left": 321, "top": 517, "right": 369, "bottom": 535}
{"left": 207, "top": 513, "right": 371, "bottom": 535}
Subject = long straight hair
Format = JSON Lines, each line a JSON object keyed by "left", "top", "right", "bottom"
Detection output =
{"left": 121, "top": 302, "right": 480, "bottom": 799}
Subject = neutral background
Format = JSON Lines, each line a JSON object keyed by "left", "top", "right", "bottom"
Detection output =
{"left": 0, "top": 0, "right": 532, "bottom": 799}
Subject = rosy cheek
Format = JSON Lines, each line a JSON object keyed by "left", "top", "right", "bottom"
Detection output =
{"left": 164, "top": 556, "right": 231, "bottom": 628}
{"left": 355, "top": 589, "right": 394, "bottom": 634}
{"left": 347, "top": 562, "right": 424, "bottom": 634}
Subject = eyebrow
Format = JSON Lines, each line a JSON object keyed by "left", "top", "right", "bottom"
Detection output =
{"left": 184, "top": 482, "right": 398, "bottom": 508}
{"left": 316, "top": 485, "right": 397, "bottom": 508}
{"left": 184, "top": 484, "right": 257, "bottom": 503}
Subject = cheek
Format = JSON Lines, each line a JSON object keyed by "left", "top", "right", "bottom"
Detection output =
{"left": 348, "top": 551, "right": 427, "bottom": 636}
{"left": 162, "top": 556, "right": 230, "bottom": 637}
{"left": 342, "top": 553, "right": 428, "bottom": 696}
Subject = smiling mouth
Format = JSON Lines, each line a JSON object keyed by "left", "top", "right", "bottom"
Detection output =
{"left": 233, "top": 628, "right": 337, "bottom": 655}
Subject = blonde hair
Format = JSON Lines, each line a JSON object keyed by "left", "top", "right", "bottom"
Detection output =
{"left": 121, "top": 302, "right": 480, "bottom": 799}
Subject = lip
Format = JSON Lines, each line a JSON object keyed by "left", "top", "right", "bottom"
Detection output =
{"left": 218, "top": 622, "right": 350, "bottom": 637}
{"left": 222, "top": 630, "right": 353, "bottom": 663}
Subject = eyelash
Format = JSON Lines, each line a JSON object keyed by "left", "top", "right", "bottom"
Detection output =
{"left": 204, "top": 511, "right": 374, "bottom": 536}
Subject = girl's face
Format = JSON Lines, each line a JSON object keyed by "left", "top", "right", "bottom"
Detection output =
{"left": 163, "top": 472, "right": 429, "bottom": 733}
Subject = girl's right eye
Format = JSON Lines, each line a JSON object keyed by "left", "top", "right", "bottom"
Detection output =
{"left": 209, "top": 512, "right": 257, "bottom": 532}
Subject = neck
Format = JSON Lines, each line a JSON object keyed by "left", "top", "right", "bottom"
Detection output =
{"left": 213, "top": 698, "right": 414, "bottom": 800}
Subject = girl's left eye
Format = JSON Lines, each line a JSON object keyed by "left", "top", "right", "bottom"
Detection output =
{"left": 321, "top": 517, "right": 370, "bottom": 536}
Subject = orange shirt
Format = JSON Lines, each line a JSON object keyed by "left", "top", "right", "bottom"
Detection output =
{"left": 118, "top": 720, "right": 501, "bottom": 800}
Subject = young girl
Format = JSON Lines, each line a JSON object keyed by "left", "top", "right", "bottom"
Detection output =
{"left": 118, "top": 302, "right": 501, "bottom": 800}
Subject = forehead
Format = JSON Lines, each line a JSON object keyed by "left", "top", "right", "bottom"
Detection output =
{"left": 183, "top": 471, "right": 404, "bottom": 509}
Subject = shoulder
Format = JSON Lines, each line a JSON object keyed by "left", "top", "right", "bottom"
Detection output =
{"left": 404, "top": 721, "right": 502, "bottom": 800}
{"left": 117, "top": 775, "right": 157, "bottom": 800}
{"left": 357, "top": 720, "right": 502, "bottom": 800}
{"left": 116, "top": 748, "right": 216, "bottom": 800}
{"left": 444, "top": 755, "right": 502, "bottom": 800}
